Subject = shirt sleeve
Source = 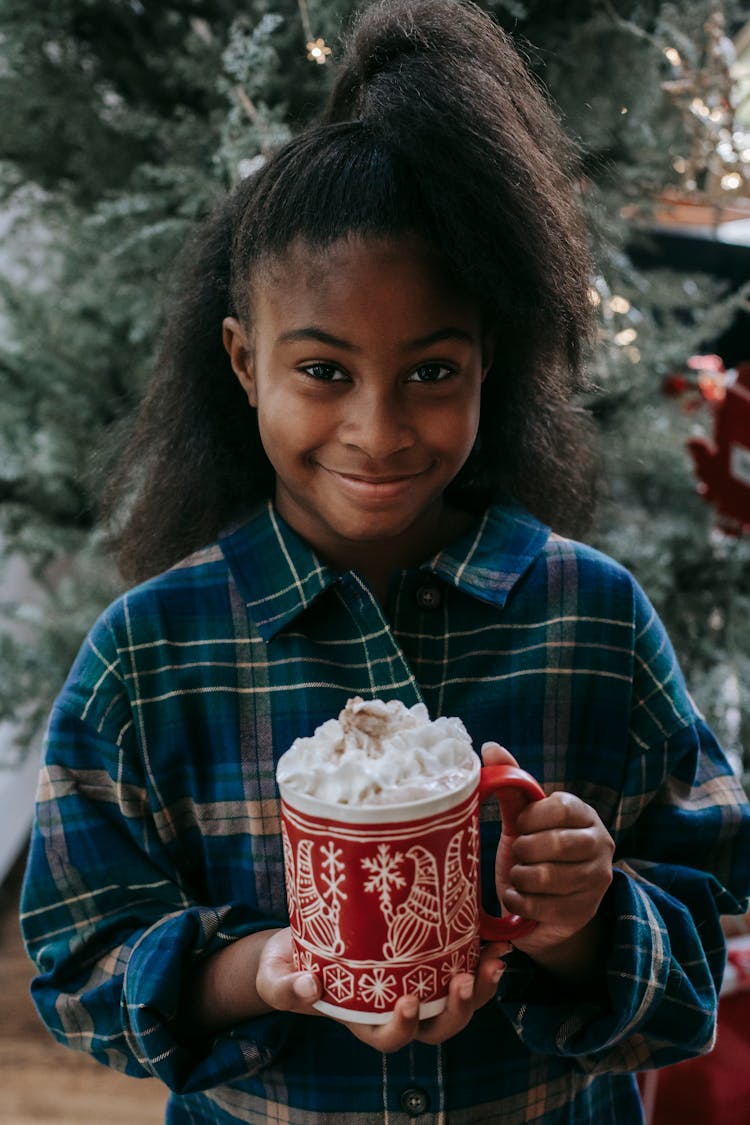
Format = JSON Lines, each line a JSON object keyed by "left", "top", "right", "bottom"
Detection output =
{"left": 20, "top": 619, "right": 293, "bottom": 1095}
{"left": 497, "top": 579, "right": 750, "bottom": 1072}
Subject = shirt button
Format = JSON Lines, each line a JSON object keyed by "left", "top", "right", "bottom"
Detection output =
{"left": 400, "top": 1087, "right": 430, "bottom": 1116}
{"left": 415, "top": 583, "right": 442, "bottom": 610}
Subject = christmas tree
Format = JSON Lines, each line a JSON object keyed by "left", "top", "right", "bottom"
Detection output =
{"left": 1, "top": 0, "right": 748, "bottom": 777}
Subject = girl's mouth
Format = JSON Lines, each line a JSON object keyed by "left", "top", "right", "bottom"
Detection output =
{"left": 319, "top": 464, "right": 430, "bottom": 499}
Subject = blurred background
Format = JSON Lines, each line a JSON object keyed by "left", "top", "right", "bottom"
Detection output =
{"left": 0, "top": 0, "right": 749, "bottom": 1121}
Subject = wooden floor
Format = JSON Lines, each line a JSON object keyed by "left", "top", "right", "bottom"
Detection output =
{"left": 0, "top": 851, "right": 168, "bottom": 1124}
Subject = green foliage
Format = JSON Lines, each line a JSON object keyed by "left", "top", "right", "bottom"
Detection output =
{"left": 1, "top": 0, "right": 748, "bottom": 780}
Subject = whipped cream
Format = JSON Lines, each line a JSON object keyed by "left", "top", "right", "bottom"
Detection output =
{"left": 276, "top": 697, "right": 476, "bottom": 806}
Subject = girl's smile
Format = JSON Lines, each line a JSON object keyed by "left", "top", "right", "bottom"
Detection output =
{"left": 223, "top": 234, "right": 492, "bottom": 588}
{"left": 316, "top": 464, "right": 432, "bottom": 500}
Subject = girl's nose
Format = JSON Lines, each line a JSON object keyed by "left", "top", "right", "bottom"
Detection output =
{"left": 341, "top": 389, "right": 415, "bottom": 460}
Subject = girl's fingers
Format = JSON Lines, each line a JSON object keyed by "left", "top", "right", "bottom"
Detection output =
{"left": 414, "top": 973, "right": 484, "bottom": 1045}
{"left": 416, "top": 975, "right": 475, "bottom": 1044}
{"left": 416, "top": 944, "right": 511, "bottom": 1044}
{"left": 256, "top": 930, "right": 322, "bottom": 1014}
{"left": 342, "top": 994, "right": 421, "bottom": 1053}
{"left": 501, "top": 884, "right": 607, "bottom": 932}
{"left": 514, "top": 791, "right": 596, "bottom": 833}
{"left": 351, "top": 977, "right": 474, "bottom": 1051}
{"left": 259, "top": 966, "right": 321, "bottom": 1013}
{"left": 348, "top": 947, "right": 512, "bottom": 1051}
{"left": 511, "top": 826, "right": 605, "bottom": 865}
{"left": 509, "top": 856, "right": 610, "bottom": 896}
{"left": 291, "top": 973, "right": 321, "bottom": 1004}
{"left": 471, "top": 942, "right": 511, "bottom": 1007}
{"left": 480, "top": 741, "right": 519, "bottom": 768}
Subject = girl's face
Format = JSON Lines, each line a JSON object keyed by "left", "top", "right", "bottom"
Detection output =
{"left": 224, "top": 234, "right": 491, "bottom": 575}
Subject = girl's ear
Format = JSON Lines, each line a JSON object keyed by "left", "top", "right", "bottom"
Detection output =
{"left": 223, "top": 316, "right": 257, "bottom": 406}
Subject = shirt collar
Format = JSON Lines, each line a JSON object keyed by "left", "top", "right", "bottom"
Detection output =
{"left": 219, "top": 501, "right": 339, "bottom": 641}
{"left": 424, "top": 505, "right": 550, "bottom": 607}
{"left": 220, "top": 500, "right": 550, "bottom": 641}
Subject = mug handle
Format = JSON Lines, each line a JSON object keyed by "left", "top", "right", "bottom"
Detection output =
{"left": 477, "top": 763, "right": 546, "bottom": 941}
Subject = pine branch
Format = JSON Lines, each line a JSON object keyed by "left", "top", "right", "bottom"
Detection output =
{"left": 600, "top": 0, "right": 664, "bottom": 52}
{"left": 0, "top": 479, "right": 94, "bottom": 530}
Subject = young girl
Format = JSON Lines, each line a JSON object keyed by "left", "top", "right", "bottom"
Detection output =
{"left": 21, "top": 1, "right": 750, "bottom": 1122}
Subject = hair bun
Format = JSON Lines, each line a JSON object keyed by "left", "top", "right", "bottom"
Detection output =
{"left": 325, "top": 0, "right": 500, "bottom": 124}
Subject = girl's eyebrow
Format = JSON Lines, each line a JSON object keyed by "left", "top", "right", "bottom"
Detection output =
{"left": 275, "top": 326, "right": 476, "bottom": 351}
{"left": 406, "top": 328, "right": 476, "bottom": 350}
{"left": 276, "top": 327, "right": 357, "bottom": 351}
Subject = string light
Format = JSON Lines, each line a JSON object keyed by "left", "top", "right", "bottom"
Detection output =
{"left": 717, "top": 140, "right": 737, "bottom": 161}
{"left": 659, "top": 11, "right": 750, "bottom": 206}
{"left": 297, "top": 0, "right": 332, "bottom": 65}
{"left": 608, "top": 295, "right": 632, "bottom": 314}
{"left": 721, "top": 172, "right": 743, "bottom": 190}
{"left": 306, "top": 37, "right": 332, "bottom": 64}
{"left": 614, "top": 328, "right": 638, "bottom": 346}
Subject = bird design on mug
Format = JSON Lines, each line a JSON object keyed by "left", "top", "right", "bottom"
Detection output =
{"left": 283, "top": 822, "right": 478, "bottom": 962}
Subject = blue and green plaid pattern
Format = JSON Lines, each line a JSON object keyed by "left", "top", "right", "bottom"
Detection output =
{"left": 21, "top": 502, "right": 750, "bottom": 1123}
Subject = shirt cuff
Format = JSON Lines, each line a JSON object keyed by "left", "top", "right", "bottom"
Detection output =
{"left": 122, "top": 906, "right": 295, "bottom": 1093}
{"left": 496, "top": 867, "right": 680, "bottom": 1061}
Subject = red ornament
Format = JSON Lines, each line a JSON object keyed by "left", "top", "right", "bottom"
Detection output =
{"left": 686, "top": 361, "right": 750, "bottom": 536}
{"left": 662, "top": 373, "right": 690, "bottom": 397}
{"left": 662, "top": 354, "right": 728, "bottom": 409}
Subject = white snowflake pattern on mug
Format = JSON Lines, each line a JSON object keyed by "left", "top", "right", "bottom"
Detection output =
{"left": 358, "top": 967, "right": 399, "bottom": 1010}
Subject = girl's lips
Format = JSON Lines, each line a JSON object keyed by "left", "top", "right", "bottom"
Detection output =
{"left": 320, "top": 465, "right": 429, "bottom": 499}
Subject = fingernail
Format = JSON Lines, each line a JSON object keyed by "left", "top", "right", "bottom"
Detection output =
{"left": 294, "top": 974, "right": 318, "bottom": 1000}
{"left": 402, "top": 997, "right": 419, "bottom": 1019}
{"left": 491, "top": 965, "right": 504, "bottom": 984}
{"left": 458, "top": 978, "right": 473, "bottom": 1001}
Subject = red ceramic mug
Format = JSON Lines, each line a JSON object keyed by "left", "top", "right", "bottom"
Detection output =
{"left": 279, "top": 758, "right": 546, "bottom": 1024}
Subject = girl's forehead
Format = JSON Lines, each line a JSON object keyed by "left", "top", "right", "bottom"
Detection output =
{"left": 259, "top": 232, "right": 431, "bottom": 286}
{"left": 251, "top": 233, "right": 478, "bottom": 325}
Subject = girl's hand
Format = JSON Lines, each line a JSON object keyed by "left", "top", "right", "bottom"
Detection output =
{"left": 255, "top": 927, "right": 323, "bottom": 1014}
{"left": 256, "top": 928, "right": 510, "bottom": 1052}
{"left": 343, "top": 938, "right": 510, "bottom": 1053}
{"left": 481, "top": 742, "right": 614, "bottom": 978}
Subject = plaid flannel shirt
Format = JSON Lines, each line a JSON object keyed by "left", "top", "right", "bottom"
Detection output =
{"left": 21, "top": 501, "right": 750, "bottom": 1124}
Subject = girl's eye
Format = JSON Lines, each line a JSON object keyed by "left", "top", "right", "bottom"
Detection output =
{"left": 407, "top": 363, "right": 456, "bottom": 384}
{"left": 299, "top": 363, "right": 348, "bottom": 382}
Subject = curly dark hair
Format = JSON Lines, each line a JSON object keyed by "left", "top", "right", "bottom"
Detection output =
{"left": 103, "top": 0, "right": 598, "bottom": 583}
